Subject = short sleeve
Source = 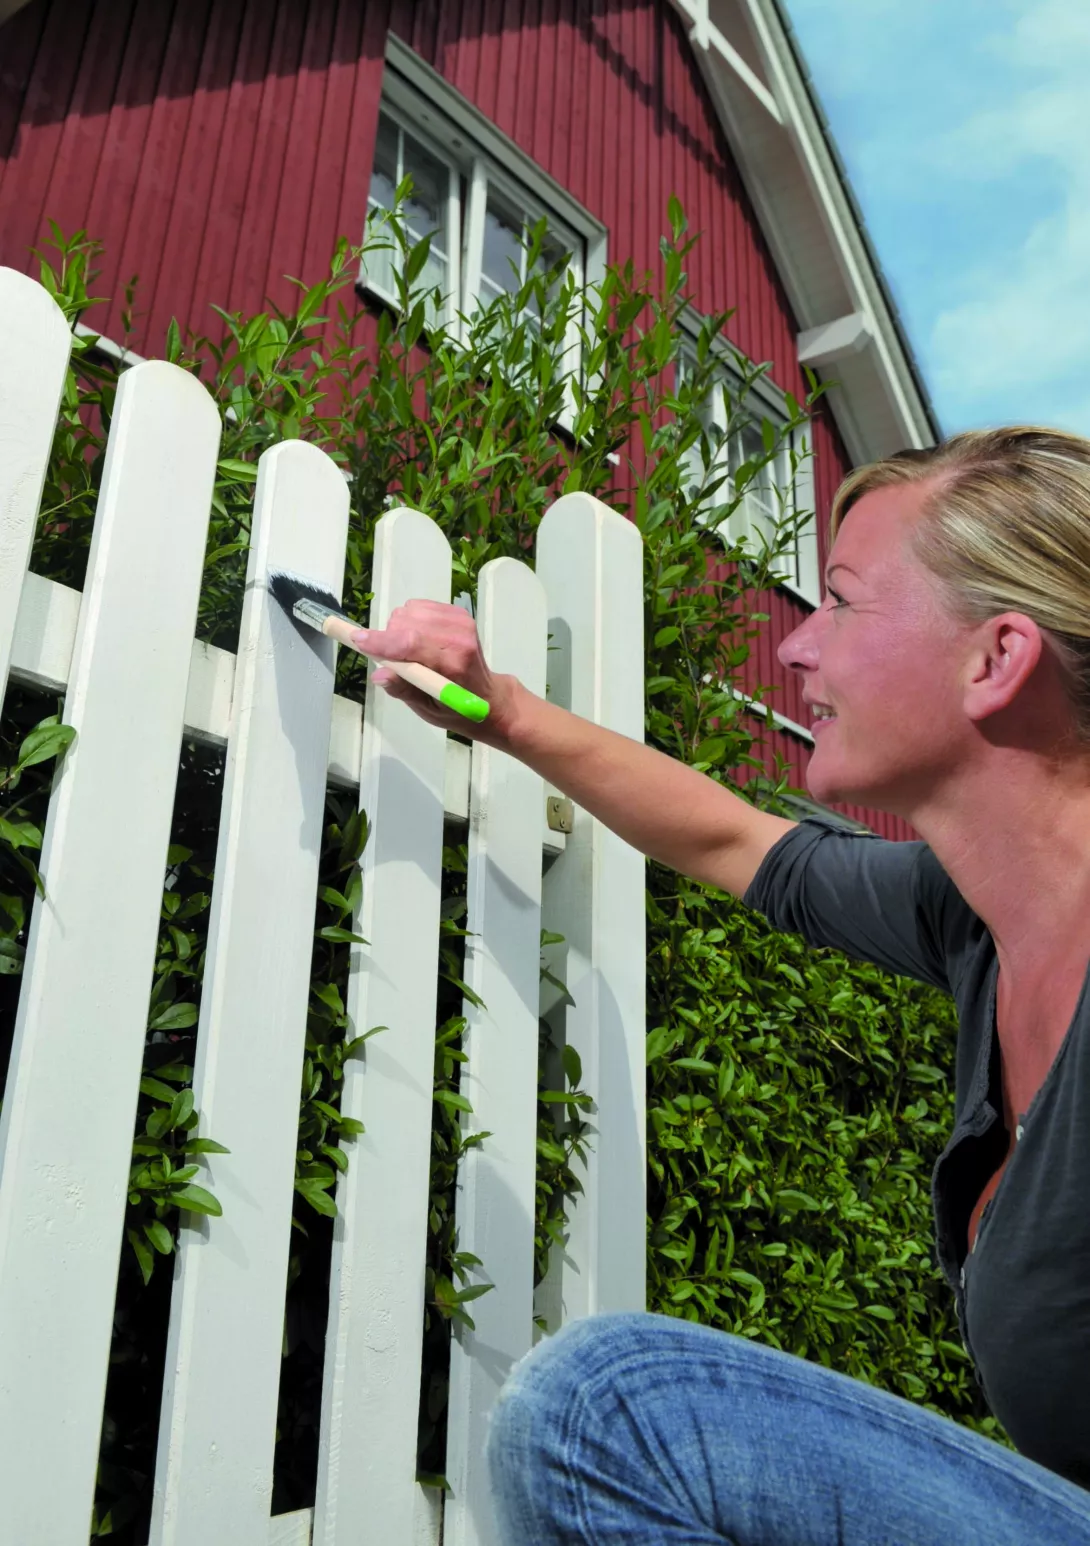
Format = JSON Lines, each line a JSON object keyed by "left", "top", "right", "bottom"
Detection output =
{"left": 742, "top": 815, "right": 962, "bottom": 993}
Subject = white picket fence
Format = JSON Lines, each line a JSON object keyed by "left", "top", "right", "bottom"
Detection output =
{"left": 0, "top": 267, "right": 647, "bottom": 1546}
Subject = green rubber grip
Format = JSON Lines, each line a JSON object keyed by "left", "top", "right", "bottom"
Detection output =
{"left": 439, "top": 682, "right": 491, "bottom": 723}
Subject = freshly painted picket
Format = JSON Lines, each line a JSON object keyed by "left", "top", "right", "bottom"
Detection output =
{"left": 149, "top": 442, "right": 351, "bottom": 1545}
{"left": 314, "top": 506, "right": 454, "bottom": 1546}
{"left": 0, "top": 269, "right": 72, "bottom": 706}
{"left": 443, "top": 557, "right": 549, "bottom": 1546}
{"left": 535, "top": 496, "right": 648, "bottom": 1324}
{"left": 0, "top": 272, "right": 647, "bottom": 1546}
{"left": 0, "top": 355, "right": 222, "bottom": 1545}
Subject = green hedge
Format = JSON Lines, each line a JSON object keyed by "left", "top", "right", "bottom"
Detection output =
{"left": 0, "top": 205, "right": 998, "bottom": 1540}
{"left": 644, "top": 863, "right": 998, "bottom": 1433}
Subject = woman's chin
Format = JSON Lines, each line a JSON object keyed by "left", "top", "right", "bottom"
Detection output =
{"left": 805, "top": 751, "right": 865, "bottom": 809}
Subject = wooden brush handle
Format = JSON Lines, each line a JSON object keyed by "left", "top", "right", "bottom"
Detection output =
{"left": 321, "top": 613, "right": 451, "bottom": 703}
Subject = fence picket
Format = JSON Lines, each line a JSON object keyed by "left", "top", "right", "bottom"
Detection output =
{"left": 0, "top": 268, "right": 71, "bottom": 708}
{"left": 0, "top": 361, "right": 221, "bottom": 1545}
{"left": 534, "top": 494, "right": 648, "bottom": 1322}
{"left": 443, "top": 557, "right": 548, "bottom": 1546}
{"left": 314, "top": 507, "right": 452, "bottom": 1546}
{"left": 150, "top": 441, "right": 350, "bottom": 1544}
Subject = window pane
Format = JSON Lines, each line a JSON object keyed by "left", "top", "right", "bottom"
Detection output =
{"left": 482, "top": 198, "right": 524, "bottom": 295}
{"left": 527, "top": 232, "right": 569, "bottom": 318}
{"left": 369, "top": 113, "right": 399, "bottom": 214}
{"left": 402, "top": 129, "right": 449, "bottom": 253}
{"left": 677, "top": 353, "right": 720, "bottom": 495}
{"left": 364, "top": 115, "right": 453, "bottom": 322}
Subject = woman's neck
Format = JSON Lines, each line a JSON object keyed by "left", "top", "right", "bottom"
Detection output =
{"left": 910, "top": 753, "right": 1090, "bottom": 978}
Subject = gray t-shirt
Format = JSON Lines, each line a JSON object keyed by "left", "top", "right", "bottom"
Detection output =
{"left": 743, "top": 814, "right": 1090, "bottom": 1488}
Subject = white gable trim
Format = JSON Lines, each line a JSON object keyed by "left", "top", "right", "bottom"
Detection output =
{"left": 673, "top": 0, "right": 783, "bottom": 123}
{"left": 797, "top": 312, "right": 872, "bottom": 368}
{"left": 665, "top": 0, "right": 939, "bottom": 464}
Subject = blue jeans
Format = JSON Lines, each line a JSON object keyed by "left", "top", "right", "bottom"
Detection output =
{"left": 484, "top": 1312, "right": 1090, "bottom": 1544}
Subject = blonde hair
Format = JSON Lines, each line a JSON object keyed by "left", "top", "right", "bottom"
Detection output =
{"left": 829, "top": 428, "right": 1090, "bottom": 743}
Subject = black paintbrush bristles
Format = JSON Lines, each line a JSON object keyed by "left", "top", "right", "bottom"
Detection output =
{"left": 267, "top": 569, "right": 349, "bottom": 622}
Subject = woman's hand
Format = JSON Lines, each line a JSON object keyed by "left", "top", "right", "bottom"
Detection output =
{"left": 350, "top": 598, "right": 522, "bottom": 748}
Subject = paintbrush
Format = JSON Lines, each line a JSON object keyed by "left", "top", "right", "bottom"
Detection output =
{"left": 267, "top": 571, "right": 491, "bottom": 724}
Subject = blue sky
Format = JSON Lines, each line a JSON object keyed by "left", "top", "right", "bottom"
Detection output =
{"left": 781, "top": 0, "right": 1090, "bottom": 437}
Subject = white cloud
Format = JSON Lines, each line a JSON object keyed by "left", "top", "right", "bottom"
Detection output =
{"left": 926, "top": 1, "right": 1090, "bottom": 428}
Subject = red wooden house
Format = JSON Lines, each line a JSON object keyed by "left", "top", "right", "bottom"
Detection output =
{"left": 0, "top": 0, "right": 939, "bottom": 841}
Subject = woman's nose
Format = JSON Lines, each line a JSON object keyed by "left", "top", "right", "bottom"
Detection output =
{"left": 778, "top": 611, "right": 823, "bottom": 673}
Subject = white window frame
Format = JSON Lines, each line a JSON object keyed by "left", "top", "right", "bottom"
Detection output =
{"left": 363, "top": 105, "right": 462, "bottom": 330}
{"left": 677, "top": 327, "right": 821, "bottom": 608}
{"left": 362, "top": 36, "right": 608, "bottom": 427}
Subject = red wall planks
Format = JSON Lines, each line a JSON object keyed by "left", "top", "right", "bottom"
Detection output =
{"left": 0, "top": 0, "right": 914, "bottom": 840}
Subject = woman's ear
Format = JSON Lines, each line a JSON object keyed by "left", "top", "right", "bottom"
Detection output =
{"left": 963, "top": 616, "right": 1041, "bottom": 725}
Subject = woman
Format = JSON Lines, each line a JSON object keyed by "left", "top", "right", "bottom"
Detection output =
{"left": 356, "top": 428, "right": 1090, "bottom": 1544}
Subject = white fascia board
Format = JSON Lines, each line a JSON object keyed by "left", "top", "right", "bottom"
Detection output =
{"left": 736, "top": 0, "right": 934, "bottom": 450}
{"left": 797, "top": 312, "right": 872, "bottom": 368}
{"left": 670, "top": 0, "right": 934, "bottom": 460}
{"left": 667, "top": 0, "right": 783, "bottom": 123}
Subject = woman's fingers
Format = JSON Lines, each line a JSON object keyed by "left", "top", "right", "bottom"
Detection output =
{"left": 350, "top": 599, "right": 520, "bottom": 744}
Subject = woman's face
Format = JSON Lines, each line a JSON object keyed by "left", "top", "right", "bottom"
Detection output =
{"left": 778, "top": 478, "right": 970, "bottom": 816}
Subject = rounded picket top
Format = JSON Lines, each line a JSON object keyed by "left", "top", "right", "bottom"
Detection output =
{"left": 0, "top": 264, "right": 72, "bottom": 349}
{"left": 0, "top": 268, "right": 75, "bottom": 704}
{"left": 537, "top": 490, "right": 646, "bottom": 561}
{"left": 376, "top": 503, "right": 455, "bottom": 555}
{"left": 115, "top": 356, "right": 223, "bottom": 447}
{"left": 477, "top": 555, "right": 548, "bottom": 691}
{"left": 250, "top": 438, "right": 351, "bottom": 595}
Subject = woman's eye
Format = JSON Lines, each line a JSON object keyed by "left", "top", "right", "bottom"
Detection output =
{"left": 827, "top": 588, "right": 847, "bottom": 610}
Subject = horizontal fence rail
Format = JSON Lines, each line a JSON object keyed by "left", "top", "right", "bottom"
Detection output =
{"left": 0, "top": 266, "right": 646, "bottom": 1546}
{"left": 8, "top": 567, "right": 568, "bottom": 855}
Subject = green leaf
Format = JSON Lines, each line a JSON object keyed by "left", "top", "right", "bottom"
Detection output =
{"left": 216, "top": 458, "right": 258, "bottom": 480}
{"left": 139, "top": 1076, "right": 179, "bottom": 1104}
{"left": 343, "top": 1025, "right": 387, "bottom": 1056}
{"left": 774, "top": 1189, "right": 820, "bottom": 1212}
{"left": 317, "top": 926, "right": 369, "bottom": 945}
{"left": 405, "top": 234, "right": 433, "bottom": 287}
{"left": 0, "top": 938, "right": 24, "bottom": 975}
{"left": 145, "top": 1108, "right": 172, "bottom": 1141}
{"left": 183, "top": 1137, "right": 231, "bottom": 1155}
{"left": 295, "top": 1179, "right": 338, "bottom": 1217}
{"left": 561, "top": 1043, "right": 582, "bottom": 1088}
{"left": 144, "top": 1219, "right": 174, "bottom": 1255}
{"left": 434, "top": 1089, "right": 473, "bottom": 1114}
{"left": 320, "top": 1142, "right": 349, "bottom": 1173}
{"left": 455, "top": 1282, "right": 494, "bottom": 1303}
{"left": 16, "top": 722, "right": 75, "bottom": 771}
{"left": 0, "top": 818, "right": 41, "bottom": 852}
{"left": 169, "top": 1088, "right": 195, "bottom": 1128}
{"left": 127, "top": 1227, "right": 154, "bottom": 1285}
{"left": 312, "top": 982, "right": 344, "bottom": 1015}
{"left": 150, "top": 1002, "right": 198, "bottom": 1032}
{"left": 172, "top": 1184, "right": 223, "bottom": 1217}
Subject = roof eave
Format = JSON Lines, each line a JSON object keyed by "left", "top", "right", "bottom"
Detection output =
{"left": 670, "top": 0, "right": 941, "bottom": 462}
